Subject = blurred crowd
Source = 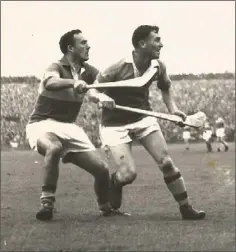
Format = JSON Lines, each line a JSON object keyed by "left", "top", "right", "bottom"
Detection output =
{"left": 1, "top": 78, "right": 235, "bottom": 148}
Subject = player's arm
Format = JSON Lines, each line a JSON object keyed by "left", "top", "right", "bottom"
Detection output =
{"left": 88, "top": 86, "right": 115, "bottom": 109}
{"left": 161, "top": 88, "right": 187, "bottom": 120}
{"left": 161, "top": 86, "right": 179, "bottom": 113}
{"left": 43, "top": 63, "right": 87, "bottom": 93}
{"left": 158, "top": 61, "right": 187, "bottom": 120}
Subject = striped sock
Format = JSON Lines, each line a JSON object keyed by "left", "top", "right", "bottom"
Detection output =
{"left": 40, "top": 192, "right": 55, "bottom": 205}
{"left": 164, "top": 172, "right": 189, "bottom": 206}
{"left": 40, "top": 185, "right": 56, "bottom": 205}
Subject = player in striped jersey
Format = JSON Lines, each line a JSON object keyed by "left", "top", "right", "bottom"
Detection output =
{"left": 26, "top": 29, "right": 123, "bottom": 221}
{"left": 95, "top": 25, "right": 205, "bottom": 220}
{"left": 215, "top": 117, "right": 229, "bottom": 152}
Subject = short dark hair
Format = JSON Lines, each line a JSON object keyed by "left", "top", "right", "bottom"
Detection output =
{"left": 132, "top": 25, "right": 159, "bottom": 48}
{"left": 59, "top": 29, "right": 82, "bottom": 54}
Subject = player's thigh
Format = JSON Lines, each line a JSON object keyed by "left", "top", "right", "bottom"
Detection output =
{"left": 67, "top": 150, "right": 108, "bottom": 176}
{"left": 37, "top": 132, "right": 63, "bottom": 156}
{"left": 108, "top": 143, "right": 136, "bottom": 174}
{"left": 139, "top": 129, "right": 169, "bottom": 165}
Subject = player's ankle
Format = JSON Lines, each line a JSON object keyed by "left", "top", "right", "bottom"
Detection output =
{"left": 40, "top": 192, "right": 55, "bottom": 205}
{"left": 99, "top": 202, "right": 112, "bottom": 212}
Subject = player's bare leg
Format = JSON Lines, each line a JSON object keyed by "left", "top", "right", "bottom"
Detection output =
{"left": 140, "top": 130, "right": 205, "bottom": 220}
{"left": 36, "top": 133, "right": 63, "bottom": 221}
{"left": 63, "top": 150, "right": 114, "bottom": 215}
{"left": 106, "top": 143, "right": 135, "bottom": 215}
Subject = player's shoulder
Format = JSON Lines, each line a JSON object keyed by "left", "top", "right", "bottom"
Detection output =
{"left": 46, "top": 61, "right": 61, "bottom": 70}
{"left": 100, "top": 58, "right": 127, "bottom": 75}
{"left": 157, "top": 59, "right": 167, "bottom": 71}
{"left": 156, "top": 60, "right": 169, "bottom": 78}
{"left": 83, "top": 62, "right": 99, "bottom": 73}
{"left": 42, "top": 62, "right": 61, "bottom": 76}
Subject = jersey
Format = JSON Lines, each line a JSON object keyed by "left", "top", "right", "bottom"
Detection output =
{"left": 29, "top": 56, "right": 98, "bottom": 124}
{"left": 96, "top": 53, "right": 171, "bottom": 126}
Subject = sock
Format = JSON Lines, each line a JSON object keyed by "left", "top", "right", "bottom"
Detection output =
{"left": 164, "top": 172, "right": 189, "bottom": 206}
{"left": 40, "top": 185, "right": 56, "bottom": 205}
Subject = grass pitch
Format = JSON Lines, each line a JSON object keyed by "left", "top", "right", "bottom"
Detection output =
{"left": 1, "top": 143, "right": 235, "bottom": 251}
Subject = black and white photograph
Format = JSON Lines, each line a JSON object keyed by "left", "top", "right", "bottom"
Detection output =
{"left": 1, "top": 1, "right": 235, "bottom": 251}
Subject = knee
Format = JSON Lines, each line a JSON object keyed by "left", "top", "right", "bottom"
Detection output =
{"left": 46, "top": 142, "right": 63, "bottom": 158}
{"left": 159, "top": 155, "right": 177, "bottom": 175}
{"left": 119, "top": 167, "right": 137, "bottom": 185}
{"left": 126, "top": 170, "right": 137, "bottom": 184}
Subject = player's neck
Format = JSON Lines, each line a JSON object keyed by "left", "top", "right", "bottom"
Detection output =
{"left": 133, "top": 50, "right": 151, "bottom": 73}
{"left": 65, "top": 54, "right": 84, "bottom": 71}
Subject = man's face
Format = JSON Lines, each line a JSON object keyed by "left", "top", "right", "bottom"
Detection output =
{"left": 70, "top": 33, "right": 90, "bottom": 62}
{"left": 140, "top": 30, "right": 163, "bottom": 59}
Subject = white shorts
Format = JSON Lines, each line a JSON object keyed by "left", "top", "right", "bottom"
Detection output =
{"left": 183, "top": 131, "right": 191, "bottom": 140}
{"left": 202, "top": 130, "right": 212, "bottom": 141}
{"left": 26, "top": 119, "right": 95, "bottom": 158}
{"left": 100, "top": 116, "right": 161, "bottom": 146}
{"left": 216, "top": 128, "right": 225, "bottom": 138}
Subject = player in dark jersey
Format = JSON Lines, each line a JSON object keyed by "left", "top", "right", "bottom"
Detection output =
{"left": 95, "top": 25, "right": 205, "bottom": 220}
{"left": 26, "top": 29, "right": 125, "bottom": 221}
{"left": 215, "top": 117, "right": 229, "bottom": 152}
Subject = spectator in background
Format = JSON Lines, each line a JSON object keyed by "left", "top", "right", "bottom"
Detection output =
{"left": 215, "top": 117, "right": 229, "bottom": 152}
{"left": 1, "top": 77, "right": 234, "bottom": 147}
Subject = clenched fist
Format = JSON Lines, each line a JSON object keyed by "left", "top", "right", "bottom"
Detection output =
{"left": 172, "top": 109, "right": 187, "bottom": 127}
{"left": 97, "top": 93, "right": 116, "bottom": 110}
{"left": 74, "top": 80, "right": 88, "bottom": 94}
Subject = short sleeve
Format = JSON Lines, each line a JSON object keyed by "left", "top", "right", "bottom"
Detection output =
{"left": 157, "top": 60, "right": 171, "bottom": 91}
{"left": 42, "top": 63, "right": 60, "bottom": 86}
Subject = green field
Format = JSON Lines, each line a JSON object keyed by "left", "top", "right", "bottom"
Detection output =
{"left": 1, "top": 143, "right": 235, "bottom": 251}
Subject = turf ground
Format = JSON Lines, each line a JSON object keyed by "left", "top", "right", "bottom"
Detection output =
{"left": 1, "top": 143, "right": 235, "bottom": 251}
